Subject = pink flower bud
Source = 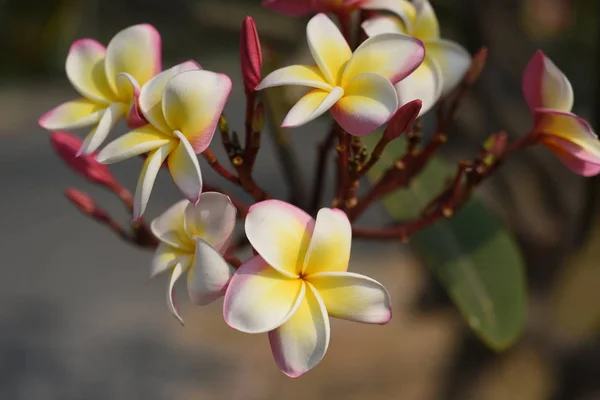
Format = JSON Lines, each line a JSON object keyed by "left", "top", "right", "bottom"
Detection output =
{"left": 64, "top": 188, "right": 107, "bottom": 220}
{"left": 384, "top": 100, "right": 422, "bottom": 140}
{"left": 50, "top": 131, "right": 118, "bottom": 188}
{"left": 240, "top": 16, "right": 263, "bottom": 93}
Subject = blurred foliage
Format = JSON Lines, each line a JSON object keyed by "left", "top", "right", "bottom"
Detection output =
{"left": 364, "top": 133, "right": 527, "bottom": 350}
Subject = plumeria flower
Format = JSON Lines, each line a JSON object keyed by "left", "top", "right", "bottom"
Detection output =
{"left": 263, "top": 0, "right": 365, "bottom": 16}
{"left": 522, "top": 51, "right": 600, "bottom": 176}
{"left": 361, "top": 0, "right": 471, "bottom": 115}
{"left": 150, "top": 193, "right": 237, "bottom": 324}
{"left": 257, "top": 13, "right": 424, "bottom": 136}
{"left": 224, "top": 201, "right": 392, "bottom": 377}
{"left": 39, "top": 24, "right": 161, "bottom": 155}
{"left": 96, "top": 62, "right": 232, "bottom": 219}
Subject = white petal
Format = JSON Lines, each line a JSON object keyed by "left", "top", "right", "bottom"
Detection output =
{"left": 184, "top": 192, "right": 237, "bottom": 251}
{"left": 426, "top": 39, "right": 471, "bottom": 96}
{"left": 268, "top": 282, "right": 330, "bottom": 378}
{"left": 306, "top": 271, "right": 392, "bottom": 324}
{"left": 167, "top": 263, "right": 186, "bottom": 325}
{"left": 306, "top": 13, "right": 352, "bottom": 85}
{"left": 362, "top": 15, "right": 406, "bottom": 37}
{"left": 168, "top": 131, "right": 203, "bottom": 204}
{"left": 150, "top": 199, "right": 193, "bottom": 250}
{"left": 139, "top": 61, "right": 202, "bottom": 133}
{"left": 223, "top": 255, "right": 305, "bottom": 333}
{"left": 151, "top": 242, "right": 193, "bottom": 279}
{"left": 281, "top": 87, "right": 344, "bottom": 128}
{"left": 78, "top": 102, "right": 127, "bottom": 156}
{"left": 65, "top": 39, "right": 115, "bottom": 103}
{"left": 187, "top": 238, "right": 235, "bottom": 305}
{"left": 133, "top": 143, "right": 175, "bottom": 220}
{"left": 245, "top": 200, "right": 315, "bottom": 278}
{"left": 105, "top": 24, "right": 162, "bottom": 92}
{"left": 96, "top": 125, "right": 171, "bottom": 164}
{"left": 302, "top": 208, "right": 352, "bottom": 276}
{"left": 395, "top": 56, "right": 443, "bottom": 116}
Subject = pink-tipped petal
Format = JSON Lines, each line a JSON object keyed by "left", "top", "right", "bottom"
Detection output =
{"left": 65, "top": 38, "right": 115, "bottom": 103}
{"left": 39, "top": 98, "right": 105, "bottom": 130}
{"left": 257, "top": 65, "right": 332, "bottom": 92}
{"left": 162, "top": 70, "right": 232, "bottom": 153}
{"left": 281, "top": 87, "right": 344, "bottom": 128}
{"left": 187, "top": 238, "right": 235, "bottom": 305}
{"left": 151, "top": 243, "right": 193, "bottom": 278}
{"left": 167, "top": 263, "right": 186, "bottom": 325}
{"left": 331, "top": 72, "right": 398, "bottom": 136}
{"left": 544, "top": 137, "right": 600, "bottom": 177}
{"left": 533, "top": 109, "right": 600, "bottom": 158}
{"left": 302, "top": 208, "right": 351, "bottom": 276}
{"left": 395, "top": 56, "right": 443, "bottom": 116}
{"left": 306, "top": 271, "right": 392, "bottom": 324}
{"left": 522, "top": 51, "right": 573, "bottom": 112}
{"left": 78, "top": 102, "right": 127, "bottom": 156}
{"left": 245, "top": 200, "right": 315, "bottom": 278}
{"left": 105, "top": 24, "right": 162, "bottom": 93}
{"left": 151, "top": 199, "right": 193, "bottom": 250}
{"left": 342, "top": 33, "right": 425, "bottom": 86}
{"left": 96, "top": 125, "right": 171, "bottom": 164}
{"left": 306, "top": 13, "right": 352, "bottom": 85}
{"left": 183, "top": 192, "right": 237, "bottom": 252}
{"left": 167, "top": 131, "right": 203, "bottom": 204}
{"left": 426, "top": 39, "right": 471, "bottom": 96}
{"left": 262, "top": 0, "right": 318, "bottom": 17}
{"left": 139, "top": 61, "right": 202, "bottom": 133}
{"left": 223, "top": 255, "right": 306, "bottom": 333}
{"left": 361, "top": 15, "right": 406, "bottom": 37}
{"left": 133, "top": 143, "right": 175, "bottom": 220}
{"left": 268, "top": 282, "right": 330, "bottom": 378}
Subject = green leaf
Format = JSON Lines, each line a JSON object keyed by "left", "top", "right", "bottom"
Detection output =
{"left": 363, "top": 133, "right": 527, "bottom": 350}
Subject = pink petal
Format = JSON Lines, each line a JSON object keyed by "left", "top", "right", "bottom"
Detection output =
{"left": 522, "top": 51, "right": 573, "bottom": 112}
{"left": 262, "top": 0, "right": 316, "bottom": 16}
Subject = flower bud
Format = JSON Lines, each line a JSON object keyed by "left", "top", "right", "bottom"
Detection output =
{"left": 240, "top": 16, "right": 263, "bottom": 93}
{"left": 64, "top": 188, "right": 108, "bottom": 220}
{"left": 252, "top": 101, "right": 265, "bottom": 133}
{"left": 50, "top": 131, "right": 118, "bottom": 188}
{"left": 384, "top": 100, "right": 422, "bottom": 141}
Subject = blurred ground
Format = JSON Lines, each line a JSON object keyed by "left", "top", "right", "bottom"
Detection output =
{"left": 1, "top": 0, "right": 600, "bottom": 399}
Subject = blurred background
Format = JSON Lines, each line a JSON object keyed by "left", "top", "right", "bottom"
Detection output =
{"left": 1, "top": 0, "right": 600, "bottom": 398}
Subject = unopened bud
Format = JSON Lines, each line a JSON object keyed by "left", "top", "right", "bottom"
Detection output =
{"left": 464, "top": 47, "right": 488, "bottom": 87}
{"left": 384, "top": 99, "right": 422, "bottom": 140}
{"left": 240, "top": 16, "right": 263, "bottom": 93}
{"left": 64, "top": 188, "right": 107, "bottom": 220}
{"left": 482, "top": 131, "right": 508, "bottom": 165}
{"left": 252, "top": 101, "right": 265, "bottom": 133}
{"left": 50, "top": 131, "right": 118, "bottom": 188}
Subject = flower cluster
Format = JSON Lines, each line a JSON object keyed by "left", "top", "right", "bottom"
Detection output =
{"left": 40, "top": 0, "right": 599, "bottom": 378}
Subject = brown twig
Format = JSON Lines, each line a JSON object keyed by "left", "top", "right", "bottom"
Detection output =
{"left": 309, "top": 124, "right": 337, "bottom": 213}
{"left": 202, "top": 149, "right": 241, "bottom": 185}
{"left": 334, "top": 128, "right": 351, "bottom": 208}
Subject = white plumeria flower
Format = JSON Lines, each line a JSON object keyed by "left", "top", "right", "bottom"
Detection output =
{"left": 96, "top": 63, "right": 232, "bottom": 219}
{"left": 151, "top": 193, "right": 237, "bottom": 324}
{"left": 224, "top": 200, "right": 392, "bottom": 377}
{"left": 39, "top": 24, "right": 161, "bottom": 155}
{"left": 257, "top": 13, "right": 424, "bottom": 136}
{"left": 362, "top": 0, "right": 471, "bottom": 115}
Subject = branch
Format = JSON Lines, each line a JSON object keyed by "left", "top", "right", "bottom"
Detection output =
{"left": 309, "top": 124, "right": 337, "bottom": 213}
